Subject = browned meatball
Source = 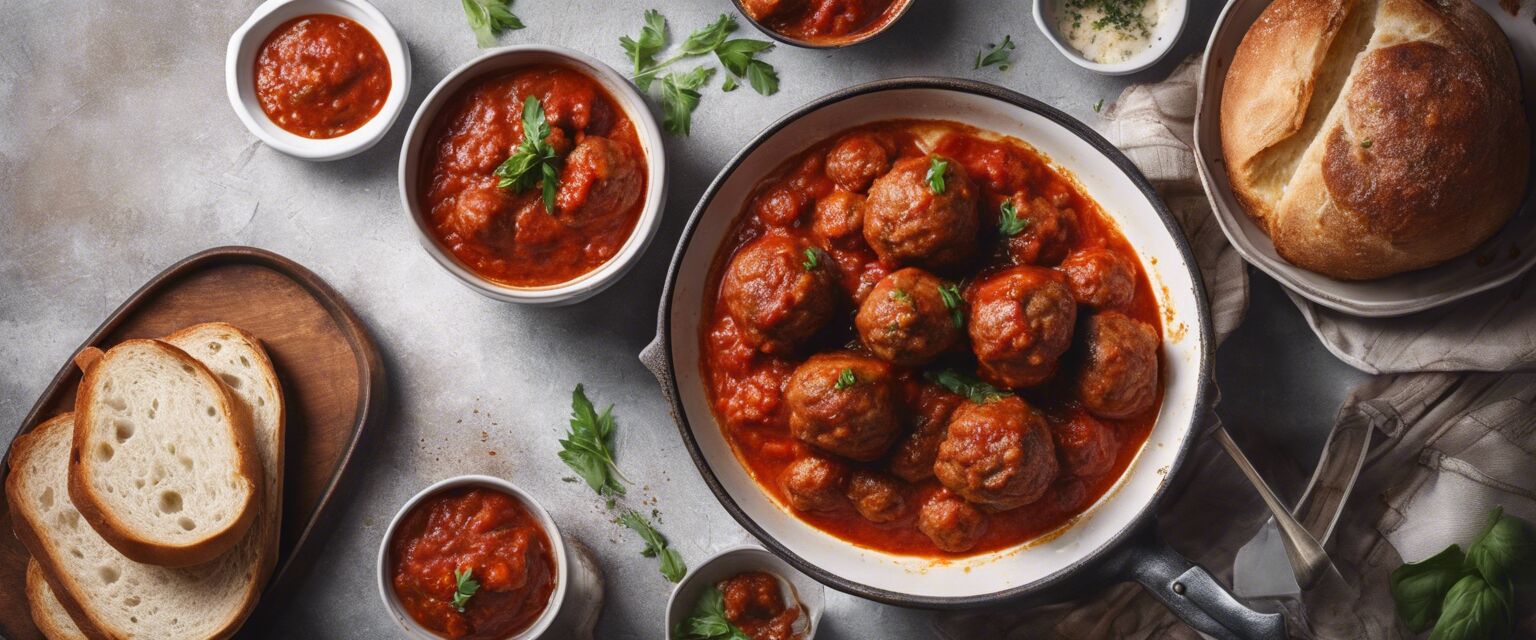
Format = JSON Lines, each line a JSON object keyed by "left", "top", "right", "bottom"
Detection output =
{"left": 863, "top": 156, "right": 979, "bottom": 271}
{"left": 889, "top": 384, "right": 964, "bottom": 482}
{"left": 1003, "top": 194, "right": 1078, "bottom": 266}
{"left": 846, "top": 471, "right": 907, "bottom": 523}
{"left": 785, "top": 353, "right": 901, "bottom": 461}
{"left": 825, "top": 133, "right": 895, "bottom": 193}
{"left": 1077, "top": 312, "right": 1160, "bottom": 419}
{"left": 1052, "top": 410, "right": 1120, "bottom": 478}
{"left": 934, "top": 396, "right": 1059, "bottom": 511}
{"left": 554, "top": 136, "right": 643, "bottom": 226}
{"left": 779, "top": 454, "right": 847, "bottom": 512}
{"left": 1060, "top": 248, "right": 1136, "bottom": 309}
{"left": 740, "top": 0, "right": 802, "bottom": 21}
{"left": 918, "top": 490, "right": 987, "bottom": 553}
{"left": 811, "top": 190, "right": 865, "bottom": 249}
{"left": 720, "top": 234, "right": 837, "bottom": 354}
{"left": 854, "top": 268, "right": 963, "bottom": 366}
{"left": 968, "top": 267, "right": 1077, "bottom": 388}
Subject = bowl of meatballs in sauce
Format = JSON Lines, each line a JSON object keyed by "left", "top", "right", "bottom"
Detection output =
{"left": 735, "top": 0, "right": 916, "bottom": 47}
{"left": 399, "top": 46, "right": 666, "bottom": 305}
{"left": 644, "top": 79, "right": 1215, "bottom": 606}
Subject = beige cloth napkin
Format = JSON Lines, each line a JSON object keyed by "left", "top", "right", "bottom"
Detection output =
{"left": 932, "top": 57, "right": 1536, "bottom": 639}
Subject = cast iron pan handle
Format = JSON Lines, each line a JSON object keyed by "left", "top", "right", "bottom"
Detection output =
{"left": 1097, "top": 530, "right": 1288, "bottom": 640}
{"left": 640, "top": 337, "right": 675, "bottom": 403}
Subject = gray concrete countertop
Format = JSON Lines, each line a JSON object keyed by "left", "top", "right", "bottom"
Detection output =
{"left": 0, "top": 1, "right": 1372, "bottom": 638}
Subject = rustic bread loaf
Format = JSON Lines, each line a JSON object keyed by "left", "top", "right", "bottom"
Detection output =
{"left": 1219, "top": 0, "right": 1527, "bottom": 279}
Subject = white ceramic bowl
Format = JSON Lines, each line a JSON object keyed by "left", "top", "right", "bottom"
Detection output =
{"left": 665, "top": 546, "right": 824, "bottom": 639}
{"left": 225, "top": 0, "right": 410, "bottom": 161}
{"left": 1033, "top": 0, "right": 1188, "bottom": 75}
{"left": 1192, "top": 0, "right": 1536, "bottom": 316}
{"left": 398, "top": 46, "right": 668, "bottom": 306}
{"left": 376, "top": 475, "right": 568, "bottom": 640}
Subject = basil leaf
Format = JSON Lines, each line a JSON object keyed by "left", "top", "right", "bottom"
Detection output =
{"left": 974, "top": 34, "right": 1015, "bottom": 70}
{"left": 557, "top": 384, "right": 627, "bottom": 497}
{"left": 1466, "top": 507, "right": 1536, "bottom": 587}
{"left": 744, "top": 60, "right": 779, "bottom": 96}
{"left": 1429, "top": 574, "right": 1512, "bottom": 640}
{"left": 461, "top": 0, "right": 524, "bottom": 48}
{"left": 925, "top": 369, "right": 1009, "bottom": 404}
{"left": 1391, "top": 544, "right": 1469, "bottom": 632}
{"left": 619, "top": 509, "right": 687, "bottom": 582}
{"left": 925, "top": 156, "right": 949, "bottom": 194}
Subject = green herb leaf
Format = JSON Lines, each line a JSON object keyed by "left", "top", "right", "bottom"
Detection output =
{"left": 721, "top": 75, "right": 739, "bottom": 92}
{"left": 1429, "top": 574, "right": 1513, "bottom": 640}
{"left": 835, "top": 368, "right": 857, "bottom": 390}
{"left": 1391, "top": 544, "right": 1469, "bottom": 632}
{"left": 802, "top": 247, "right": 821, "bottom": 271}
{"left": 888, "top": 288, "right": 913, "bottom": 305}
{"left": 1361, "top": 138, "right": 1373, "bottom": 149}
{"left": 619, "top": 510, "right": 687, "bottom": 582}
{"left": 926, "top": 369, "right": 1009, "bottom": 403}
{"left": 450, "top": 567, "right": 480, "bottom": 612}
{"left": 938, "top": 283, "right": 965, "bottom": 328}
{"left": 493, "top": 96, "right": 562, "bottom": 212}
{"left": 621, "top": 9, "right": 668, "bottom": 80}
{"left": 1093, "top": 98, "right": 1104, "bottom": 113}
{"left": 659, "top": 66, "right": 715, "bottom": 135}
{"left": 461, "top": 0, "right": 524, "bottom": 48}
{"left": 557, "top": 384, "right": 628, "bottom": 497}
{"left": 715, "top": 39, "right": 779, "bottom": 96}
{"left": 681, "top": 14, "right": 737, "bottom": 55}
{"left": 974, "top": 35, "right": 1016, "bottom": 70}
{"left": 676, "top": 586, "right": 753, "bottom": 640}
{"left": 1466, "top": 507, "right": 1536, "bottom": 587}
{"left": 926, "top": 156, "right": 949, "bottom": 194}
{"left": 998, "top": 199, "right": 1028, "bottom": 236}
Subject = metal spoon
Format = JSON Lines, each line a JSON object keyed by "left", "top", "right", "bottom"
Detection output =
{"left": 1214, "top": 425, "right": 1333, "bottom": 589}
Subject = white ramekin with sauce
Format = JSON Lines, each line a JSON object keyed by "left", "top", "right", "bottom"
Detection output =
{"left": 1034, "top": 0, "right": 1187, "bottom": 75}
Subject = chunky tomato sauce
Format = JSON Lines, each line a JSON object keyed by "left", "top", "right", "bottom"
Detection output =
{"left": 420, "top": 65, "right": 648, "bottom": 288}
{"left": 254, "top": 14, "right": 390, "bottom": 139}
{"left": 742, "top": 0, "right": 904, "bottom": 43}
{"left": 700, "top": 120, "right": 1163, "bottom": 557}
{"left": 719, "top": 572, "right": 803, "bottom": 640}
{"left": 389, "top": 487, "right": 556, "bottom": 639}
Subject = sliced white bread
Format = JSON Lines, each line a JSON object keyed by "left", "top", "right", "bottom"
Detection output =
{"left": 8, "top": 410, "right": 278, "bottom": 639}
{"left": 69, "top": 339, "right": 262, "bottom": 567}
{"left": 26, "top": 559, "right": 86, "bottom": 640}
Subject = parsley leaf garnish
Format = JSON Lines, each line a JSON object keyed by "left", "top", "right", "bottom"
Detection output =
{"left": 938, "top": 283, "right": 965, "bottom": 328}
{"left": 926, "top": 369, "right": 1009, "bottom": 403}
{"left": 889, "top": 288, "right": 913, "bottom": 305}
{"left": 676, "top": 585, "right": 752, "bottom": 640}
{"left": 451, "top": 567, "right": 480, "bottom": 612}
{"left": 620, "top": 9, "right": 668, "bottom": 81}
{"left": 835, "top": 368, "right": 857, "bottom": 390}
{"left": 998, "top": 199, "right": 1029, "bottom": 236}
{"left": 558, "top": 384, "right": 628, "bottom": 497}
{"left": 659, "top": 66, "right": 716, "bottom": 136}
{"left": 460, "top": 0, "right": 524, "bottom": 48}
{"left": 926, "top": 156, "right": 949, "bottom": 194}
{"left": 802, "top": 247, "right": 821, "bottom": 270}
{"left": 715, "top": 39, "right": 778, "bottom": 96}
{"left": 619, "top": 510, "right": 687, "bottom": 582}
{"left": 1093, "top": 98, "right": 1105, "bottom": 113}
{"left": 622, "top": 12, "right": 780, "bottom": 133}
{"left": 974, "top": 35, "right": 1016, "bottom": 70}
{"left": 493, "top": 96, "right": 561, "bottom": 213}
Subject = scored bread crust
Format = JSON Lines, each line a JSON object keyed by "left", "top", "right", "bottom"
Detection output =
{"left": 69, "top": 339, "right": 263, "bottom": 567}
{"left": 1219, "top": 0, "right": 1528, "bottom": 280}
{"left": 26, "top": 559, "right": 88, "bottom": 640}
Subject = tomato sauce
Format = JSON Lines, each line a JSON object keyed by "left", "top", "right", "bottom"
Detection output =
{"left": 419, "top": 65, "right": 648, "bottom": 288}
{"left": 389, "top": 487, "right": 557, "bottom": 639}
{"left": 254, "top": 14, "right": 390, "bottom": 139}
{"left": 699, "top": 120, "right": 1164, "bottom": 557}
{"left": 719, "top": 572, "right": 803, "bottom": 640}
{"left": 743, "top": 0, "right": 905, "bottom": 43}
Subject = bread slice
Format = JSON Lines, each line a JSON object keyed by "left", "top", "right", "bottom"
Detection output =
{"left": 9, "top": 409, "right": 279, "bottom": 639}
{"left": 69, "top": 339, "right": 262, "bottom": 567}
{"left": 26, "top": 559, "right": 86, "bottom": 640}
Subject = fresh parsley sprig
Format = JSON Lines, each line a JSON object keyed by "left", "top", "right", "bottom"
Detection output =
{"left": 926, "top": 156, "right": 950, "bottom": 194}
{"left": 675, "top": 585, "right": 752, "bottom": 640}
{"left": 926, "top": 369, "right": 1009, "bottom": 404}
{"left": 620, "top": 9, "right": 668, "bottom": 78}
{"left": 450, "top": 567, "right": 480, "bottom": 612}
{"left": 801, "top": 247, "right": 821, "bottom": 271}
{"left": 621, "top": 12, "right": 779, "bottom": 135}
{"left": 1391, "top": 506, "right": 1533, "bottom": 639}
{"left": 461, "top": 0, "right": 524, "bottom": 48}
{"left": 835, "top": 368, "right": 857, "bottom": 390}
{"left": 619, "top": 510, "right": 688, "bottom": 582}
{"left": 715, "top": 39, "right": 778, "bottom": 95}
{"left": 998, "top": 200, "right": 1029, "bottom": 236}
{"left": 659, "top": 67, "right": 716, "bottom": 136}
{"left": 493, "top": 96, "right": 561, "bottom": 213}
{"left": 975, "top": 35, "right": 1016, "bottom": 71}
{"left": 938, "top": 283, "right": 965, "bottom": 328}
{"left": 557, "top": 384, "right": 628, "bottom": 497}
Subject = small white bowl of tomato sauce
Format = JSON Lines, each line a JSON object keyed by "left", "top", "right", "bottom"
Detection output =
{"left": 377, "top": 475, "right": 602, "bottom": 640}
{"left": 666, "top": 546, "right": 824, "bottom": 640}
{"left": 226, "top": 0, "right": 411, "bottom": 160}
{"left": 398, "top": 45, "right": 667, "bottom": 306}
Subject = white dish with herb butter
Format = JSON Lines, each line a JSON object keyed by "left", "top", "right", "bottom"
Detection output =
{"left": 1033, "top": 0, "right": 1186, "bottom": 75}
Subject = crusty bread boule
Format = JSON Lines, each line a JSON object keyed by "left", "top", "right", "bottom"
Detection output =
{"left": 1220, "top": 0, "right": 1528, "bottom": 280}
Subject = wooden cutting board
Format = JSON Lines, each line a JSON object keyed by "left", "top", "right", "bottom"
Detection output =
{"left": 0, "top": 246, "right": 386, "bottom": 639}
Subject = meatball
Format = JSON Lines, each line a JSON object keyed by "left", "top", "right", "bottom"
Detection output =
{"left": 846, "top": 471, "right": 907, "bottom": 523}
{"left": 779, "top": 455, "right": 847, "bottom": 512}
{"left": 1060, "top": 248, "right": 1136, "bottom": 309}
{"left": 854, "top": 268, "right": 963, "bottom": 366}
{"left": 554, "top": 136, "right": 643, "bottom": 227}
{"left": 918, "top": 490, "right": 987, "bottom": 553}
{"left": 863, "top": 156, "right": 979, "bottom": 271}
{"left": 934, "top": 396, "right": 1059, "bottom": 511}
{"left": 740, "top": 0, "right": 802, "bottom": 21}
{"left": 968, "top": 267, "right": 1077, "bottom": 388}
{"left": 811, "top": 190, "right": 865, "bottom": 248}
{"left": 440, "top": 184, "right": 514, "bottom": 246}
{"left": 720, "top": 234, "right": 838, "bottom": 354}
{"left": 1077, "top": 312, "right": 1160, "bottom": 419}
{"left": 825, "top": 133, "right": 895, "bottom": 193}
{"left": 785, "top": 353, "right": 901, "bottom": 461}
{"left": 1003, "top": 194, "right": 1078, "bottom": 266}
{"left": 1053, "top": 410, "right": 1120, "bottom": 478}
{"left": 889, "top": 384, "right": 964, "bottom": 482}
